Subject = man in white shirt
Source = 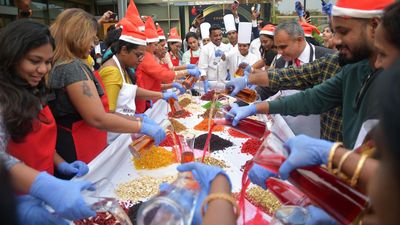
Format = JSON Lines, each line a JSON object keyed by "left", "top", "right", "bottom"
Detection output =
{"left": 270, "top": 22, "right": 334, "bottom": 138}
{"left": 198, "top": 24, "right": 230, "bottom": 84}
{"left": 225, "top": 22, "right": 260, "bottom": 78}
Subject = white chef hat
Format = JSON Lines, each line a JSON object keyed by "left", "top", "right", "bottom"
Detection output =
{"left": 200, "top": 22, "right": 211, "bottom": 39}
{"left": 238, "top": 22, "right": 252, "bottom": 44}
{"left": 223, "top": 14, "right": 236, "bottom": 33}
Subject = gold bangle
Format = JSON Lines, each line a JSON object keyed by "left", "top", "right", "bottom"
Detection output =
{"left": 328, "top": 142, "right": 343, "bottom": 173}
{"left": 350, "top": 154, "right": 368, "bottom": 187}
{"left": 137, "top": 119, "right": 142, "bottom": 131}
{"left": 337, "top": 151, "right": 352, "bottom": 175}
{"left": 201, "top": 193, "right": 239, "bottom": 219}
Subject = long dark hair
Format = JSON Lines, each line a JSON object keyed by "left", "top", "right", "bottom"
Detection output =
{"left": 0, "top": 19, "right": 55, "bottom": 142}
{"left": 381, "top": 2, "right": 400, "bottom": 50}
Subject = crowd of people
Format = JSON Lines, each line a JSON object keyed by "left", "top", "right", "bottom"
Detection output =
{"left": 0, "top": 0, "right": 400, "bottom": 224}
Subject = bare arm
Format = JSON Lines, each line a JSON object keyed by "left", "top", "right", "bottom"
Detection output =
{"left": 202, "top": 175, "right": 236, "bottom": 225}
{"left": 66, "top": 80, "right": 142, "bottom": 133}
{"left": 135, "top": 87, "right": 163, "bottom": 100}
{"left": 252, "top": 59, "right": 266, "bottom": 70}
{"left": 9, "top": 163, "right": 39, "bottom": 193}
{"left": 332, "top": 147, "right": 378, "bottom": 193}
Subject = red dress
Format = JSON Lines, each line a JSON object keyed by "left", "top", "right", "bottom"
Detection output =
{"left": 135, "top": 52, "right": 175, "bottom": 113}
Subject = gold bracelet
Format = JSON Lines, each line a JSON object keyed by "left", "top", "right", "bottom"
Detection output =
{"left": 137, "top": 119, "right": 142, "bottom": 131}
{"left": 337, "top": 151, "right": 352, "bottom": 175}
{"left": 350, "top": 154, "right": 368, "bottom": 187}
{"left": 328, "top": 142, "right": 343, "bottom": 173}
{"left": 201, "top": 193, "right": 240, "bottom": 219}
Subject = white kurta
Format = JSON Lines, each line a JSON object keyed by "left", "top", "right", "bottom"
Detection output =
{"left": 250, "top": 38, "right": 261, "bottom": 59}
{"left": 225, "top": 48, "right": 260, "bottom": 76}
{"left": 198, "top": 42, "right": 230, "bottom": 82}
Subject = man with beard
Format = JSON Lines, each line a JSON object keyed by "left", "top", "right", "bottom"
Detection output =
{"left": 226, "top": 0, "right": 394, "bottom": 149}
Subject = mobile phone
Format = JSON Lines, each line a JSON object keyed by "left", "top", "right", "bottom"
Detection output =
{"left": 110, "top": 13, "right": 117, "bottom": 19}
{"left": 256, "top": 4, "right": 261, "bottom": 13}
{"left": 232, "top": 0, "right": 239, "bottom": 10}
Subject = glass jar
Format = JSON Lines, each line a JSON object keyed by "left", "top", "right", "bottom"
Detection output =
{"left": 136, "top": 172, "right": 200, "bottom": 225}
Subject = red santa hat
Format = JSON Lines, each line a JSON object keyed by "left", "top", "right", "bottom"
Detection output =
{"left": 125, "top": 0, "right": 145, "bottom": 31}
{"left": 300, "top": 22, "right": 320, "bottom": 37}
{"left": 260, "top": 24, "right": 275, "bottom": 36}
{"left": 144, "top": 17, "right": 159, "bottom": 43}
{"left": 156, "top": 23, "right": 166, "bottom": 40}
{"left": 332, "top": 0, "right": 395, "bottom": 18}
{"left": 119, "top": 18, "right": 147, "bottom": 46}
{"left": 167, "top": 27, "right": 182, "bottom": 43}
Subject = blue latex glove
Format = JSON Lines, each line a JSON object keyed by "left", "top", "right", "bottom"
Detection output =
{"left": 186, "top": 64, "right": 197, "bottom": 69}
{"left": 17, "top": 195, "right": 69, "bottom": 225}
{"left": 187, "top": 68, "right": 201, "bottom": 78}
{"left": 225, "top": 76, "right": 248, "bottom": 97}
{"left": 279, "top": 135, "right": 334, "bottom": 180}
{"left": 321, "top": 1, "right": 333, "bottom": 16}
{"left": 215, "top": 49, "right": 224, "bottom": 58}
{"left": 135, "top": 114, "right": 157, "bottom": 127}
{"left": 56, "top": 161, "right": 89, "bottom": 177}
{"left": 162, "top": 91, "right": 178, "bottom": 101}
{"left": 227, "top": 103, "right": 257, "bottom": 126}
{"left": 172, "top": 82, "right": 186, "bottom": 94}
{"left": 305, "top": 205, "right": 339, "bottom": 225}
{"left": 140, "top": 122, "right": 166, "bottom": 146}
{"left": 295, "top": 1, "right": 304, "bottom": 17}
{"left": 248, "top": 164, "right": 278, "bottom": 189}
{"left": 177, "top": 162, "right": 231, "bottom": 225}
{"left": 203, "top": 79, "right": 210, "bottom": 93}
{"left": 29, "top": 172, "right": 96, "bottom": 221}
{"left": 239, "top": 62, "right": 251, "bottom": 73}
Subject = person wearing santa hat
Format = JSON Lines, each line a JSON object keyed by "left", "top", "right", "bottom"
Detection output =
{"left": 135, "top": 22, "right": 200, "bottom": 113}
{"left": 99, "top": 17, "right": 178, "bottom": 143}
{"left": 166, "top": 27, "right": 183, "bottom": 68}
{"left": 251, "top": 24, "right": 277, "bottom": 70}
{"left": 228, "top": 0, "right": 395, "bottom": 148}
{"left": 224, "top": 14, "right": 238, "bottom": 51}
{"left": 224, "top": 22, "right": 260, "bottom": 79}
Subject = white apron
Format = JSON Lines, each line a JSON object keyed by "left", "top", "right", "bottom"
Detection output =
{"left": 107, "top": 55, "right": 138, "bottom": 143}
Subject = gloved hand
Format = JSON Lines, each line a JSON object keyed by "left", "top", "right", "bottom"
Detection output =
{"left": 225, "top": 76, "right": 248, "bottom": 97}
{"left": 187, "top": 68, "right": 201, "bottom": 78}
{"left": 172, "top": 82, "right": 186, "bottom": 94}
{"left": 135, "top": 113, "right": 158, "bottom": 127}
{"left": 279, "top": 135, "right": 334, "bottom": 180}
{"left": 162, "top": 91, "right": 178, "bottom": 101}
{"left": 215, "top": 49, "right": 224, "bottom": 58}
{"left": 321, "top": 0, "right": 333, "bottom": 16}
{"left": 29, "top": 172, "right": 96, "bottom": 221}
{"left": 140, "top": 122, "right": 166, "bottom": 146}
{"left": 186, "top": 64, "right": 197, "bottom": 69}
{"left": 203, "top": 79, "right": 210, "bottom": 93}
{"left": 239, "top": 62, "right": 251, "bottom": 73}
{"left": 177, "top": 162, "right": 231, "bottom": 225}
{"left": 227, "top": 103, "right": 257, "bottom": 126}
{"left": 295, "top": 1, "right": 304, "bottom": 17}
{"left": 305, "top": 205, "right": 338, "bottom": 225}
{"left": 56, "top": 161, "right": 89, "bottom": 177}
{"left": 17, "top": 195, "right": 69, "bottom": 225}
{"left": 248, "top": 164, "right": 278, "bottom": 189}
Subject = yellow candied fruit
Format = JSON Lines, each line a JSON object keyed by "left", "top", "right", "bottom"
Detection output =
{"left": 133, "top": 146, "right": 177, "bottom": 170}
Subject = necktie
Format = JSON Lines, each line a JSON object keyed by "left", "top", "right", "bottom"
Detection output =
{"left": 294, "top": 58, "right": 301, "bottom": 67}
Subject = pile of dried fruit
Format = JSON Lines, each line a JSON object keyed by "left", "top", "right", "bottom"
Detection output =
{"left": 241, "top": 138, "right": 263, "bottom": 156}
{"left": 201, "top": 90, "right": 215, "bottom": 101}
{"left": 170, "top": 118, "right": 187, "bottom": 133}
{"left": 168, "top": 109, "right": 192, "bottom": 118}
{"left": 194, "top": 118, "right": 224, "bottom": 132}
{"left": 227, "top": 128, "right": 250, "bottom": 138}
{"left": 178, "top": 98, "right": 191, "bottom": 107}
{"left": 198, "top": 156, "right": 229, "bottom": 168}
{"left": 194, "top": 133, "right": 233, "bottom": 152}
